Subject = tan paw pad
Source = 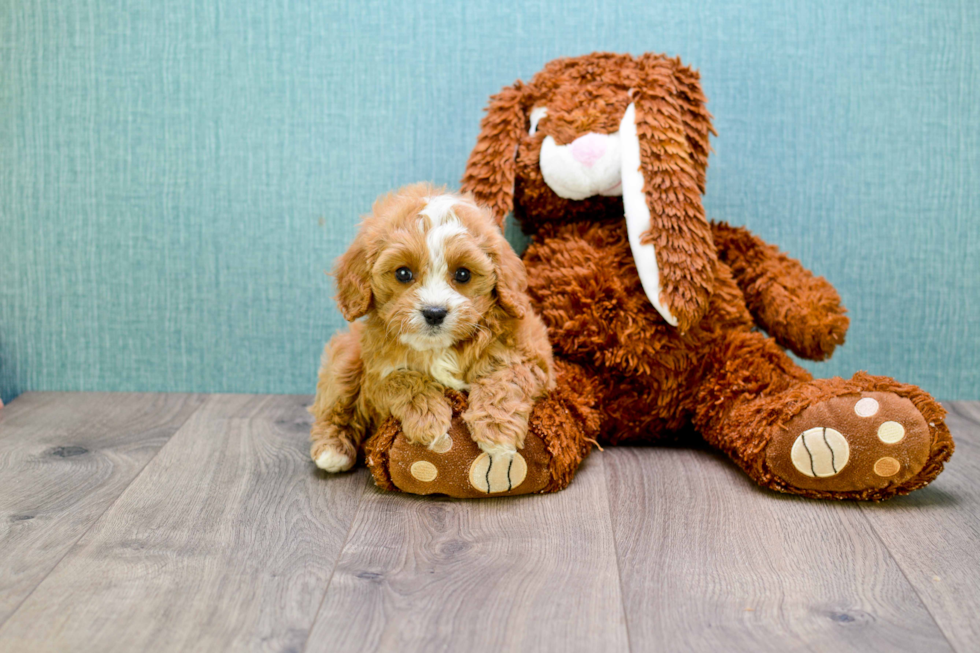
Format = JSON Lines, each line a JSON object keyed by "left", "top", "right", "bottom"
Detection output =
{"left": 791, "top": 427, "right": 850, "bottom": 477}
{"left": 428, "top": 432, "right": 453, "bottom": 454}
{"left": 874, "top": 457, "right": 901, "bottom": 477}
{"left": 877, "top": 421, "right": 905, "bottom": 444}
{"left": 469, "top": 452, "right": 528, "bottom": 494}
{"left": 854, "top": 397, "right": 880, "bottom": 417}
{"left": 410, "top": 460, "right": 438, "bottom": 482}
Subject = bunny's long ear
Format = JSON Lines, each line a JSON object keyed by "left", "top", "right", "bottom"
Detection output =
{"left": 619, "top": 55, "right": 717, "bottom": 332}
{"left": 461, "top": 82, "right": 527, "bottom": 230}
{"left": 671, "top": 60, "right": 716, "bottom": 196}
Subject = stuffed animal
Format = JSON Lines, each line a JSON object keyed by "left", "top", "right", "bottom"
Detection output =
{"left": 458, "top": 52, "right": 954, "bottom": 501}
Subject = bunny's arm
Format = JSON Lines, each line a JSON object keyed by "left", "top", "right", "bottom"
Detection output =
{"left": 711, "top": 220, "right": 849, "bottom": 361}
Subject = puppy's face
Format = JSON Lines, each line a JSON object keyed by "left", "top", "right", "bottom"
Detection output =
{"left": 334, "top": 184, "right": 527, "bottom": 350}
{"left": 373, "top": 197, "right": 497, "bottom": 351}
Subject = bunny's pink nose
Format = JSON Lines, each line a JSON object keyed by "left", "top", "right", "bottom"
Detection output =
{"left": 570, "top": 133, "right": 607, "bottom": 167}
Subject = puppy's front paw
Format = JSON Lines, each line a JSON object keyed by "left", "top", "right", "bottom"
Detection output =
{"left": 469, "top": 444, "right": 527, "bottom": 494}
{"left": 311, "top": 438, "right": 355, "bottom": 473}
{"left": 399, "top": 398, "right": 453, "bottom": 447}
{"left": 463, "top": 407, "right": 528, "bottom": 453}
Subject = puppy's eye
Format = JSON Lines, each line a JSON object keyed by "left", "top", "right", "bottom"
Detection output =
{"left": 395, "top": 267, "right": 414, "bottom": 283}
{"left": 454, "top": 268, "right": 471, "bottom": 284}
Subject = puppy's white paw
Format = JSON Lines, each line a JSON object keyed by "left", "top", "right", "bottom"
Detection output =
{"left": 477, "top": 442, "right": 518, "bottom": 456}
{"left": 469, "top": 444, "right": 527, "bottom": 494}
{"left": 315, "top": 447, "right": 355, "bottom": 473}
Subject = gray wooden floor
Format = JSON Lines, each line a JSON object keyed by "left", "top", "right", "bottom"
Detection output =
{"left": 0, "top": 393, "right": 978, "bottom": 652}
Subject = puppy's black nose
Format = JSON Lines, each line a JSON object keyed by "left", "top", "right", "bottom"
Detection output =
{"left": 422, "top": 306, "right": 448, "bottom": 326}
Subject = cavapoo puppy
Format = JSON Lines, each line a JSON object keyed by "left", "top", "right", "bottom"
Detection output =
{"left": 310, "top": 182, "right": 554, "bottom": 473}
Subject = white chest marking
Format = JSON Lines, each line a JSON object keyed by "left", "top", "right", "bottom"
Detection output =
{"left": 379, "top": 353, "right": 468, "bottom": 391}
{"left": 427, "top": 349, "right": 468, "bottom": 391}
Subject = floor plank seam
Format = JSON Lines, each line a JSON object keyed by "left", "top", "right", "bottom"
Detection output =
{"left": 857, "top": 402, "right": 975, "bottom": 653}
{"left": 857, "top": 505, "right": 958, "bottom": 651}
{"left": 0, "top": 394, "right": 205, "bottom": 633}
{"left": 301, "top": 472, "right": 372, "bottom": 653}
{"left": 601, "top": 452, "right": 635, "bottom": 653}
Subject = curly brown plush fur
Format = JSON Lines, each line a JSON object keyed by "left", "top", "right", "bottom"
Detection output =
{"left": 461, "top": 52, "right": 953, "bottom": 501}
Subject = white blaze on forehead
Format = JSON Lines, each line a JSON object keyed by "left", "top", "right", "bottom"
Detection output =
{"left": 420, "top": 194, "right": 468, "bottom": 225}
{"left": 419, "top": 219, "right": 467, "bottom": 306}
{"left": 619, "top": 102, "right": 678, "bottom": 327}
{"left": 418, "top": 195, "right": 468, "bottom": 312}
{"left": 426, "top": 219, "right": 467, "bottom": 258}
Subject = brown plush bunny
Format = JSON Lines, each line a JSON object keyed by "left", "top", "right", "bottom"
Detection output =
{"left": 460, "top": 52, "right": 954, "bottom": 500}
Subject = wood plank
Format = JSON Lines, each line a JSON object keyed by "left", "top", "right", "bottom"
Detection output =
{"left": 605, "top": 443, "right": 953, "bottom": 652}
{"left": 0, "top": 394, "right": 367, "bottom": 652}
{"left": 860, "top": 401, "right": 980, "bottom": 653}
{"left": 0, "top": 392, "right": 204, "bottom": 626}
{"left": 306, "top": 452, "right": 629, "bottom": 653}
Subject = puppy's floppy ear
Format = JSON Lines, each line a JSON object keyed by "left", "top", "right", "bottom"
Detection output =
{"left": 619, "top": 54, "right": 717, "bottom": 332}
{"left": 332, "top": 228, "right": 374, "bottom": 322}
{"left": 488, "top": 228, "right": 530, "bottom": 319}
{"left": 461, "top": 82, "right": 527, "bottom": 230}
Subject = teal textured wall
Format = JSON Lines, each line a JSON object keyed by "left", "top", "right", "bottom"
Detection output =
{"left": 1, "top": 0, "right": 978, "bottom": 403}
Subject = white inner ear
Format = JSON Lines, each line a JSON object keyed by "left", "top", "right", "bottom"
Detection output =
{"left": 529, "top": 107, "right": 548, "bottom": 135}
{"left": 619, "top": 103, "right": 678, "bottom": 327}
